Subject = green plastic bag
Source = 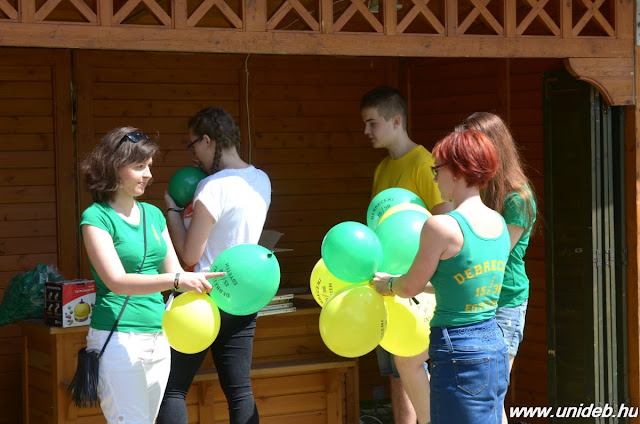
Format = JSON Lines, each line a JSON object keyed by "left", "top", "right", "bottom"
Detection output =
{"left": 0, "top": 264, "right": 65, "bottom": 326}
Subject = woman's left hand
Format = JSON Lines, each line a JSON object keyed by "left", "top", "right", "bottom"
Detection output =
{"left": 371, "top": 272, "right": 395, "bottom": 296}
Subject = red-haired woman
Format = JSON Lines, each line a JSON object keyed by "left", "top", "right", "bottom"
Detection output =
{"left": 373, "top": 129, "right": 511, "bottom": 424}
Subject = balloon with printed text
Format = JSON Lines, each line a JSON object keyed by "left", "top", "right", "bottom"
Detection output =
{"left": 310, "top": 258, "right": 363, "bottom": 307}
{"left": 162, "top": 292, "right": 221, "bottom": 354}
{"left": 321, "top": 221, "right": 383, "bottom": 283}
{"left": 379, "top": 295, "right": 436, "bottom": 357}
{"left": 209, "top": 244, "right": 280, "bottom": 315}
{"left": 319, "top": 285, "right": 387, "bottom": 358}
{"left": 366, "top": 187, "right": 426, "bottom": 230}
{"left": 168, "top": 166, "right": 208, "bottom": 208}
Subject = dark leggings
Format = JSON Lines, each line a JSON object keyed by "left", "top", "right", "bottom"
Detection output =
{"left": 157, "top": 310, "right": 259, "bottom": 424}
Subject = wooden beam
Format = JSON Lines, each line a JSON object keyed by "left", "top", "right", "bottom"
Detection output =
{"left": 0, "top": 23, "right": 633, "bottom": 59}
{"left": 565, "top": 57, "right": 634, "bottom": 105}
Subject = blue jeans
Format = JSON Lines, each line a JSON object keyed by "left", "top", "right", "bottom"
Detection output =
{"left": 494, "top": 300, "right": 528, "bottom": 357}
{"left": 429, "top": 318, "right": 508, "bottom": 424}
{"left": 157, "top": 310, "right": 259, "bottom": 424}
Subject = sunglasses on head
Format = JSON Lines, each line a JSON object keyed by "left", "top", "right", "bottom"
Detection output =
{"left": 117, "top": 132, "right": 151, "bottom": 148}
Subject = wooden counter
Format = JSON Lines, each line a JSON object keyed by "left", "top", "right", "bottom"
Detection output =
{"left": 19, "top": 301, "right": 358, "bottom": 423}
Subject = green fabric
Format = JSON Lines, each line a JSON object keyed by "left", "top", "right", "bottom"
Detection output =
{"left": 430, "top": 210, "right": 511, "bottom": 327}
{"left": 499, "top": 187, "right": 537, "bottom": 307}
{"left": 80, "top": 202, "right": 168, "bottom": 332}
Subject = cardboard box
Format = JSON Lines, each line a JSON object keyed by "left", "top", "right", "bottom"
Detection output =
{"left": 44, "top": 279, "right": 96, "bottom": 327}
{"left": 258, "top": 230, "right": 293, "bottom": 253}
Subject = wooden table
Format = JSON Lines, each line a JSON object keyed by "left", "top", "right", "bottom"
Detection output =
{"left": 19, "top": 301, "right": 359, "bottom": 423}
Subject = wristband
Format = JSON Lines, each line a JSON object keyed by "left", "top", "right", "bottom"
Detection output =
{"left": 167, "top": 207, "right": 184, "bottom": 214}
{"left": 387, "top": 277, "right": 394, "bottom": 294}
{"left": 173, "top": 273, "right": 180, "bottom": 290}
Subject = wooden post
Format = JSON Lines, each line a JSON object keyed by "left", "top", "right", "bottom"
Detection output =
{"left": 627, "top": 42, "right": 640, "bottom": 424}
{"left": 320, "top": 0, "right": 333, "bottom": 33}
{"left": 245, "top": 0, "right": 266, "bottom": 31}
{"left": 53, "top": 50, "right": 78, "bottom": 280}
{"left": 384, "top": 0, "right": 397, "bottom": 35}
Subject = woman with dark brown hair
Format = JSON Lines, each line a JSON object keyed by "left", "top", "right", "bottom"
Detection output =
{"left": 80, "top": 126, "right": 223, "bottom": 423}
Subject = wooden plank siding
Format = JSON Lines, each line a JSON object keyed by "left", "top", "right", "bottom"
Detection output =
{"left": 0, "top": 48, "right": 72, "bottom": 424}
{"left": 0, "top": 48, "right": 594, "bottom": 422}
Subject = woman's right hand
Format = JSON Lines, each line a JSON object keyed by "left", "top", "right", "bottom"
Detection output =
{"left": 176, "top": 271, "right": 225, "bottom": 294}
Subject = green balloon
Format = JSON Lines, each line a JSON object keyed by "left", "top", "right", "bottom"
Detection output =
{"left": 209, "top": 244, "right": 281, "bottom": 315}
{"left": 367, "top": 188, "right": 426, "bottom": 229}
{"left": 321, "top": 221, "right": 383, "bottom": 283}
{"left": 168, "top": 167, "right": 208, "bottom": 207}
{"left": 376, "top": 210, "right": 428, "bottom": 274}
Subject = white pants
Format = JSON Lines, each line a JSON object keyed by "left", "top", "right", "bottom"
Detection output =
{"left": 86, "top": 328, "right": 171, "bottom": 424}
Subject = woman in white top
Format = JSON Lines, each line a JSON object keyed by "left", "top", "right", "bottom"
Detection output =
{"left": 157, "top": 107, "right": 271, "bottom": 424}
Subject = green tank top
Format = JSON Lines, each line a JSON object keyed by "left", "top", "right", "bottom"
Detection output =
{"left": 430, "top": 210, "right": 511, "bottom": 327}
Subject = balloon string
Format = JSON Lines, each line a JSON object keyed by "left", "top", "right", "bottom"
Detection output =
{"left": 165, "top": 291, "right": 175, "bottom": 311}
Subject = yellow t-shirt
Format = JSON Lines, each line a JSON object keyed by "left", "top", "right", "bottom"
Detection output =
{"left": 372, "top": 145, "right": 445, "bottom": 211}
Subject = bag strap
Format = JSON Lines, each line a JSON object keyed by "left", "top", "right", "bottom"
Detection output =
{"left": 98, "top": 203, "right": 147, "bottom": 359}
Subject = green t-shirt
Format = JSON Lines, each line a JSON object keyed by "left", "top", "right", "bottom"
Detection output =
{"left": 430, "top": 210, "right": 511, "bottom": 327}
{"left": 80, "top": 202, "right": 168, "bottom": 332}
{"left": 499, "top": 188, "right": 537, "bottom": 307}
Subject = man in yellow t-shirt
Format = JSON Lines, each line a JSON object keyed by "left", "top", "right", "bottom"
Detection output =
{"left": 361, "top": 86, "right": 452, "bottom": 424}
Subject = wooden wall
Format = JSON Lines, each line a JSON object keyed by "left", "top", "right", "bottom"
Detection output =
{"left": 0, "top": 48, "right": 73, "bottom": 424}
{"left": 0, "top": 48, "right": 562, "bottom": 422}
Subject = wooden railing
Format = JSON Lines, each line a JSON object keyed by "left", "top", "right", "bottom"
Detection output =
{"left": 0, "top": 0, "right": 634, "bottom": 61}
{"left": 0, "top": 0, "right": 631, "bottom": 38}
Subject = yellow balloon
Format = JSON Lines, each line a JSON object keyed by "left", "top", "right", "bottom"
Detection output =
{"left": 310, "top": 258, "right": 363, "bottom": 307}
{"left": 379, "top": 293, "right": 437, "bottom": 357}
{"left": 378, "top": 203, "right": 431, "bottom": 227}
{"left": 162, "top": 292, "right": 221, "bottom": 354}
{"left": 319, "top": 285, "right": 387, "bottom": 358}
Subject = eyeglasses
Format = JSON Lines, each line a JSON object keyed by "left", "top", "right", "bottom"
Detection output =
{"left": 117, "top": 132, "right": 151, "bottom": 148}
{"left": 431, "top": 163, "right": 448, "bottom": 177}
{"left": 187, "top": 135, "right": 203, "bottom": 154}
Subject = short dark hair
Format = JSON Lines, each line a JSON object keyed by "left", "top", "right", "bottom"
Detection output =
{"left": 433, "top": 129, "right": 498, "bottom": 188}
{"left": 81, "top": 126, "right": 159, "bottom": 203}
{"left": 360, "top": 86, "right": 408, "bottom": 130}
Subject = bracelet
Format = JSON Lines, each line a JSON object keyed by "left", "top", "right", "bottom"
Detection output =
{"left": 173, "top": 273, "right": 180, "bottom": 290}
{"left": 167, "top": 207, "right": 184, "bottom": 214}
{"left": 387, "top": 277, "right": 395, "bottom": 294}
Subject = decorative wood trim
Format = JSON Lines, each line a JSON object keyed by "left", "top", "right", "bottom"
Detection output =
{"left": 516, "top": 0, "right": 560, "bottom": 36}
{"left": 0, "top": 0, "right": 18, "bottom": 20}
{"left": 333, "top": 0, "right": 382, "bottom": 33}
{"left": 565, "top": 57, "right": 634, "bottom": 105}
{"left": 458, "top": 0, "right": 503, "bottom": 35}
{"left": 397, "top": 0, "right": 445, "bottom": 35}
{"left": 0, "top": 23, "right": 633, "bottom": 59}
